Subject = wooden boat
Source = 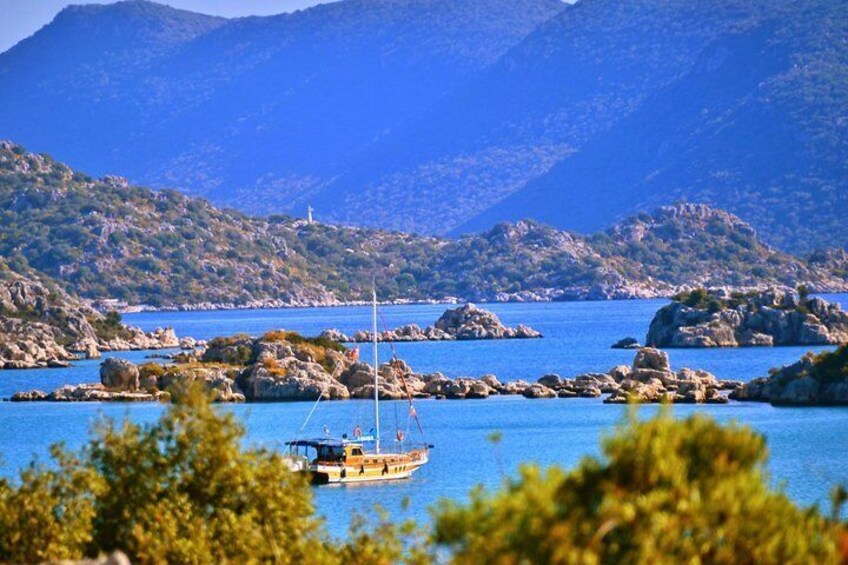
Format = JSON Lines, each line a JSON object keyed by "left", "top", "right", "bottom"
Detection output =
{"left": 287, "top": 437, "right": 429, "bottom": 484}
{"left": 286, "top": 286, "right": 431, "bottom": 485}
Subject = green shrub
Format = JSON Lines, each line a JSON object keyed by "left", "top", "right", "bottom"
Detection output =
{"left": 672, "top": 288, "right": 725, "bottom": 312}
{"left": 811, "top": 344, "right": 848, "bottom": 385}
{"left": 0, "top": 447, "right": 98, "bottom": 562}
{"left": 0, "top": 387, "right": 301, "bottom": 561}
{"left": 434, "top": 411, "right": 843, "bottom": 563}
{"left": 138, "top": 362, "right": 166, "bottom": 387}
{"left": 90, "top": 311, "right": 134, "bottom": 342}
{"left": 202, "top": 335, "right": 257, "bottom": 366}
{"left": 1, "top": 391, "right": 845, "bottom": 563}
{"left": 0, "top": 386, "right": 411, "bottom": 564}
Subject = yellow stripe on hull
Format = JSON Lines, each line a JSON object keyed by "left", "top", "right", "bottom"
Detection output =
{"left": 309, "top": 457, "right": 427, "bottom": 485}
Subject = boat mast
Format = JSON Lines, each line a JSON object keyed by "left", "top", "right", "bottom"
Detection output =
{"left": 372, "top": 283, "right": 380, "bottom": 454}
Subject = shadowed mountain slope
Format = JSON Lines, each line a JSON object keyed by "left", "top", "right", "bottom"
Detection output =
{"left": 0, "top": 0, "right": 845, "bottom": 253}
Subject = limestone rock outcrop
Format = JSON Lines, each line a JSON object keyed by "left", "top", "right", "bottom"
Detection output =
{"left": 100, "top": 358, "right": 140, "bottom": 390}
{"left": 11, "top": 330, "right": 739, "bottom": 406}
{"left": 602, "top": 347, "right": 734, "bottom": 404}
{"left": 240, "top": 360, "right": 350, "bottom": 402}
{"left": 12, "top": 384, "right": 164, "bottom": 402}
{"left": 435, "top": 304, "right": 542, "bottom": 340}
{"left": 522, "top": 347, "right": 737, "bottom": 404}
{"left": 647, "top": 288, "right": 848, "bottom": 348}
{"left": 730, "top": 345, "right": 848, "bottom": 405}
{"left": 521, "top": 383, "right": 557, "bottom": 399}
{"left": 322, "top": 304, "right": 542, "bottom": 343}
{"left": 0, "top": 317, "right": 78, "bottom": 369}
{"left": 611, "top": 337, "right": 641, "bottom": 349}
{"left": 0, "top": 271, "right": 183, "bottom": 369}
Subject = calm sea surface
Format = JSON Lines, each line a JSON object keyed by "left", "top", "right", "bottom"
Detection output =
{"left": 2, "top": 296, "right": 847, "bottom": 536}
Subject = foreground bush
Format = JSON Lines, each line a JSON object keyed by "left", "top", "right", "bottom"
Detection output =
{"left": 0, "top": 392, "right": 844, "bottom": 563}
{"left": 0, "top": 385, "right": 421, "bottom": 564}
{"left": 433, "top": 412, "right": 844, "bottom": 564}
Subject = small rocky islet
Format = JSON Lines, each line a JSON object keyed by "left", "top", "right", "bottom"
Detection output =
{"left": 10, "top": 322, "right": 740, "bottom": 405}
{"left": 12, "top": 327, "right": 848, "bottom": 407}
{"left": 646, "top": 287, "right": 848, "bottom": 348}
{"left": 321, "top": 303, "right": 541, "bottom": 342}
{"left": 7, "top": 285, "right": 848, "bottom": 407}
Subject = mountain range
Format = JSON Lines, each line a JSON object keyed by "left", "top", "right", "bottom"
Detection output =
{"left": 1, "top": 141, "right": 845, "bottom": 308}
{"left": 0, "top": 0, "right": 845, "bottom": 253}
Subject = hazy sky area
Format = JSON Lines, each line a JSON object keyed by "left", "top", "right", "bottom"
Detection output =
{"left": 0, "top": 0, "right": 336, "bottom": 53}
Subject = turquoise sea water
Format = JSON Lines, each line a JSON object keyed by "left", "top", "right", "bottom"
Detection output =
{"left": 1, "top": 296, "right": 847, "bottom": 536}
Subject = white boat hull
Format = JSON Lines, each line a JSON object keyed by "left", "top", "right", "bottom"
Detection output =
{"left": 308, "top": 453, "right": 428, "bottom": 485}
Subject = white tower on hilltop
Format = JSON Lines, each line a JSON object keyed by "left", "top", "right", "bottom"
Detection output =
{"left": 307, "top": 205, "right": 314, "bottom": 224}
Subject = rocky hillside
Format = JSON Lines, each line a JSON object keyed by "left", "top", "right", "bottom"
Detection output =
{"left": 0, "top": 141, "right": 334, "bottom": 306}
{"left": 455, "top": 0, "right": 848, "bottom": 253}
{"left": 646, "top": 288, "right": 848, "bottom": 348}
{"left": 731, "top": 345, "right": 848, "bottom": 405}
{"left": 287, "top": 209, "right": 848, "bottom": 304}
{"left": 590, "top": 204, "right": 833, "bottom": 290}
{"left": 0, "top": 261, "right": 178, "bottom": 369}
{"left": 0, "top": 0, "right": 562, "bottom": 219}
{"left": 0, "top": 0, "right": 845, "bottom": 251}
{"left": 1, "top": 142, "right": 846, "bottom": 307}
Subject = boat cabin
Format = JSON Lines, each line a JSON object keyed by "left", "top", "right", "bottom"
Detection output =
{"left": 287, "top": 439, "right": 367, "bottom": 464}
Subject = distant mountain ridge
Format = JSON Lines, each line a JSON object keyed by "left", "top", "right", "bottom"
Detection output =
{"left": 0, "top": 0, "right": 563, "bottom": 213}
{"left": 455, "top": 0, "right": 848, "bottom": 252}
{"left": 1, "top": 142, "right": 845, "bottom": 308}
{"left": 0, "top": 0, "right": 845, "bottom": 252}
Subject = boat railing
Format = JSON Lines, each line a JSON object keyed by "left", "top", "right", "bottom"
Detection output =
{"left": 398, "top": 441, "right": 434, "bottom": 453}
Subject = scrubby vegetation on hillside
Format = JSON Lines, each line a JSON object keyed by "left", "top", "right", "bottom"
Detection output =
{"left": 1, "top": 0, "right": 845, "bottom": 250}
{"left": 0, "top": 0, "right": 848, "bottom": 252}
{"left": 671, "top": 285, "right": 817, "bottom": 314}
{"left": 0, "top": 393, "right": 844, "bottom": 563}
{"left": 446, "top": 0, "right": 848, "bottom": 252}
{"left": 808, "top": 345, "right": 848, "bottom": 386}
{"left": 671, "top": 288, "right": 764, "bottom": 312}
{"left": 0, "top": 144, "right": 327, "bottom": 306}
{"left": 1, "top": 143, "right": 845, "bottom": 307}
{"left": 592, "top": 205, "right": 822, "bottom": 289}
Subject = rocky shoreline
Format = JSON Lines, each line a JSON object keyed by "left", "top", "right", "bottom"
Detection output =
{"left": 646, "top": 287, "right": 848, "bottom": 348}
{"left": 0, "top": 275, "right": 182, "bottom": 370}
{"left": 118, "top": 297, "right": 458, "bottom": 314}
{"left": 321, "top": 303, "right": 541, "bottom": 342}
{"left": 10, "top": 326, "right": 740, "bottom": 405}
{"left": 11, "top": 295, "right": 848, "bottom": 406}
{"left": 111, "top": 285, "right": 848, "bottom": 314}
{"left": 730, "top": 345, "right": 848, "bottom": 406}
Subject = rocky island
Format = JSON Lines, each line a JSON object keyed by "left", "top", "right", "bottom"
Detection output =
{"left": 0, "top": 265, "right": 180, "bottom": 369}
{"left": 321, "top": 303, "right": 541, "bottom": 342}
{"left": 12, "top": 320, "right": 738, "bottom": 405}
{"left": 730, "top": 344, "right": 848, "bottom": 406}
{"left": 646, "top": 287, "right": 848, "bottom": 348}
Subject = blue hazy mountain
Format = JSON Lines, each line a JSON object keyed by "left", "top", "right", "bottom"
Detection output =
{"left": 311, "top": 0, "right": 848, "bottom": 252}
{"left": 449, "top": 0, "right": 848, "bottom": 253}
{"left": 0, "top": 0, "right": 845, "bottom": 252}
{"left": 0, "top": 0, "right": 563, "bottom": 208}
